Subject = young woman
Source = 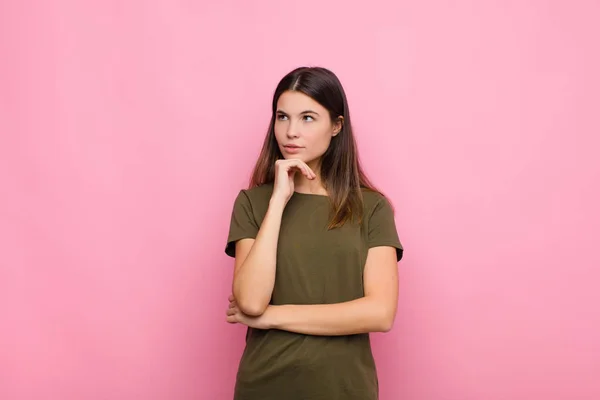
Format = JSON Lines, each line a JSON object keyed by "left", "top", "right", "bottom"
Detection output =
{"left": 224, "top": 66, "right": 403, "bottom": 400}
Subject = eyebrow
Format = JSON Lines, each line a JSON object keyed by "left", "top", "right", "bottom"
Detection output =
{"left": 276, "top": 109, "right": 320, "bottom": 116}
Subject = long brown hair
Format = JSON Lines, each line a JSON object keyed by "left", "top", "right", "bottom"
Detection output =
{"left": 249, "top": 66, "right": 381, "bottom": 229}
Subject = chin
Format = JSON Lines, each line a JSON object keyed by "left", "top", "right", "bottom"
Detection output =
{"left": 281, "top": 153, "right": 305, "bottom": 162}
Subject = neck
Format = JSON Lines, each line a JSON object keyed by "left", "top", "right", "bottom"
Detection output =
{"left": 294, "top": 161, "right": 327, "bottom": 195}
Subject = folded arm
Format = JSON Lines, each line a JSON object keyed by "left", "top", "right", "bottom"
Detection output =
{"left": 254, "top": 246, "right": 399, "bottom": 335}
{"left": 232, "top": 198, "right": 286, "bottom": 316}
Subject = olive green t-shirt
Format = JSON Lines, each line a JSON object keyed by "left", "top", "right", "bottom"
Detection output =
{"left": 225, "top": 183, "right": 403, "bottom": 400}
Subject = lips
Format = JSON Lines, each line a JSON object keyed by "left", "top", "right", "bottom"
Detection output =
{"left": 283, "top": 144, "right": 303, "bottom": 153}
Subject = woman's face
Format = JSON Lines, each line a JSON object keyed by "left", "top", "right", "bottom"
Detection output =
{"left": 274, "top": 90, "right": 342, "bottom": 167}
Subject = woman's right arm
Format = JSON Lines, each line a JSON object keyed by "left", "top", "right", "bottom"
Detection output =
{"left": 232, "top": 197, "right": 286, "bottom": 316}
{"left": 232, "top": 159, "right": 316, "bottom": 317}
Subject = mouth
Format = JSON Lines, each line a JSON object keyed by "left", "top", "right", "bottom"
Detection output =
{"left": 282, "top": 144, "right": 303, "bottom": 153}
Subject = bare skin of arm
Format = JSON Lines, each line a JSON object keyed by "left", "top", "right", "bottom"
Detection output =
{"left": 228, "top": 246, "right": 399, "bottom": 335}
{"left": 232, "top": 159, "right": 316, "bottom": 316}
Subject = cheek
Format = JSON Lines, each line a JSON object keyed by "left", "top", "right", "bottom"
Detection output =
{"left": 319, "top": 136, "right": 333, "bottom": 153}
{"left": 306, "top": 129, "right": 333, "bottom": 153}
{"left": 273, "top": 124, "right": 285, "bottom": 144}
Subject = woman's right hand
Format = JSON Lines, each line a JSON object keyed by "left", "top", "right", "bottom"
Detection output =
{"left": 271, "top": 159, "right": 316, "bottom": 204}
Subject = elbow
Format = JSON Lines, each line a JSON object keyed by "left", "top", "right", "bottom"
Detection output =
{"left": 378, "top": 318, "right": 394, "bottom": 333}
{"left": 376, "top": 311, "right": 396, "bottom": 333}
{"left": 233, "top": 283, "right": 269, "bottom": 317}
{"left": 366, "top": 297, "right": 396, "bottom": 333}
{"left": 239, "top": 302, "right": 267, "bottom": 317}
{"left": 236, "top": 297, "right": 268, "bottom": 317}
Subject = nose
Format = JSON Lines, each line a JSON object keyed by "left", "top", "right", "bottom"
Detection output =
{"left": 286, "top": 121, "right": 300, "bottom": 139}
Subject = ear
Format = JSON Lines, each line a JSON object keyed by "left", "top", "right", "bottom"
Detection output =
{"left": 332, "top": 116, "right": 344, "bottom": 137}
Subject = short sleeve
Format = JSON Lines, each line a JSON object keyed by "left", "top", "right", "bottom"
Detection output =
{"left": 225, "top": 190, "right": 259, "bottom": 258}
{"left": 368, "top": 197, "right": 404, "bottom": 261}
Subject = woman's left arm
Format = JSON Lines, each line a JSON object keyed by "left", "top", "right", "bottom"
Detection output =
{"left": 227, "top": 245, "right": 399, "bottom": 335}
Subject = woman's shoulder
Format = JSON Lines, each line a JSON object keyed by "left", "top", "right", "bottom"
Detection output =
{"left": 361, "top": 188, "right": 388, "bottom": 206}
{"left": 361, "top": 188, "right": 395, "bottom": 218}
{"left": 237, "top": 183, "right": 274, "bottom": 205}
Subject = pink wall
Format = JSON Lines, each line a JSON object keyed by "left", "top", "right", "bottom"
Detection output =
{"left": 1, "top": 1, "right": 599, "bottom": 399}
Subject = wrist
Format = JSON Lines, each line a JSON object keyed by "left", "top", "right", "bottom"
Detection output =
{"left": 264, "top": 305, "right": 283, "bottom": 330}
{"left": 268, "top": 196, "right": 287, "bottom": 211}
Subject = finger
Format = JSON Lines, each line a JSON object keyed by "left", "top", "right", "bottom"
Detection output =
{"left": 228, "top": 294, "right": 234, "bottom": 302}
{"left": 229, "top": 301, "right": 236, "bottom": 309}
{"left": 297, "top": 161, "right": 316, "bottom": 179}
{"left": 284, "top": 160, "right": 314, "bottom": 180}
{"left": 290, "top": 161, "right": 311, "bottom": 179}
{"left": 302, "top": 163, "right": 316, "bottom": 178}
{"left": 226, "top": 315, "right": 237, "bottom": 324}
{"left": 297, "top": 167, "right": 310, "bottom": 180}
{"left": 302, "top": 165, "right": 313, "bottom": 179}
{"left": 283, "top": 162, "right": 297, "bottom": 175}
{"left": 226, "top": 306, "right": 239, "bottom": 315}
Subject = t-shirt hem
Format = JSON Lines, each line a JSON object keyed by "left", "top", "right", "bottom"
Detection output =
{"left": 367, "top": 241, "right": 404, "bottom": 261}
{"left": 225, "top": 235, "right": 258, "bottom": 258}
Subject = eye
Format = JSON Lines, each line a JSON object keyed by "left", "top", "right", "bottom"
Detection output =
{"left": 276, "top": 114, "right": 288, "bottom": 121}
{"left": 303, "top": 115, "right": 315, "bottom": 122}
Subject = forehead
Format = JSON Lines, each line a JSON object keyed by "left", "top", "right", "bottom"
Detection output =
{"left": 276, "top": 90, "right": 326, "bottom": 113}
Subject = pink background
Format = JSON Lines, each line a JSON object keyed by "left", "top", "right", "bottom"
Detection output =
{"left": 1, "top": 1, "right": 599, "bottom": 399}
